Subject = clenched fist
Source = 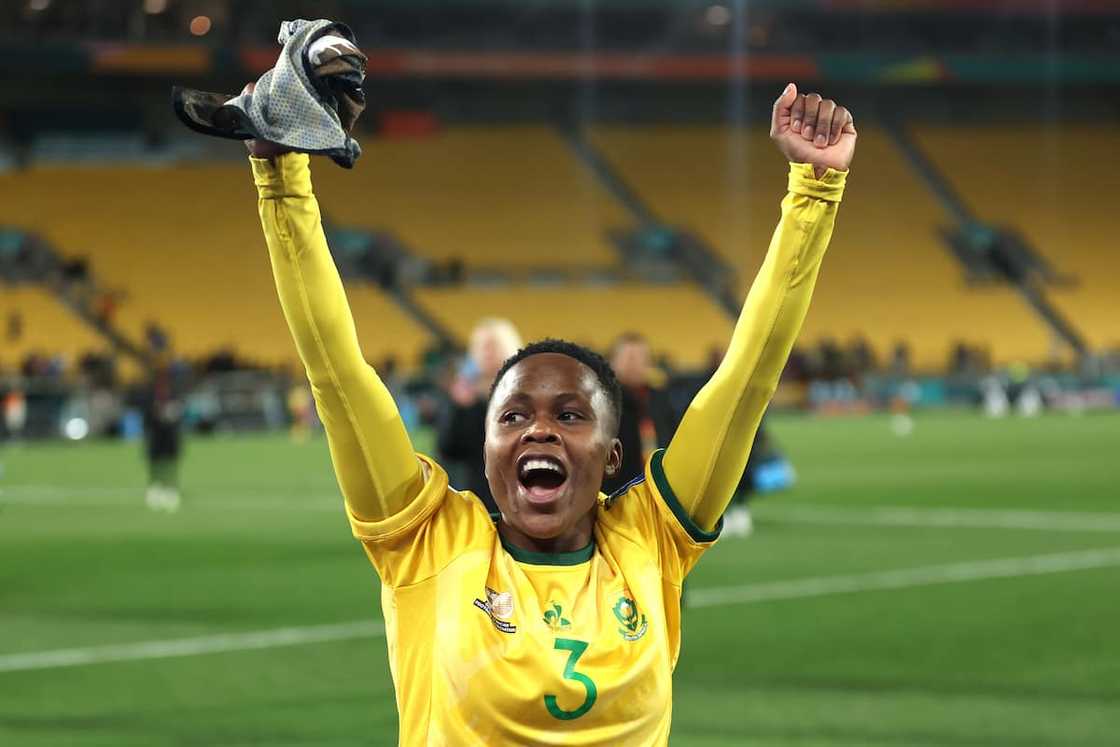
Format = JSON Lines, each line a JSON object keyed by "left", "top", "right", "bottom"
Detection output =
{"left": 770, "top": 83, "right": 856, "bottom": 176}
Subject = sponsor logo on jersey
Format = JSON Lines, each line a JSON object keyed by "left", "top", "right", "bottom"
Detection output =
{"left": 542, "top": 601, "right": 572, "bottom": 632}
{"left": 474, "top": 586, "right": 517, "bottom": 634}
{"left": 612, "top": 594, "right": 648, "bottom": 642}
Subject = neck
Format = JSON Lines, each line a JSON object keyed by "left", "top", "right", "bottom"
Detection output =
{"left": 497, "top": 512, "right": 595, "bottom": 556}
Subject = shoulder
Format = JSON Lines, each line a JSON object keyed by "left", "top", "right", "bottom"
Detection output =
{"left": 598, "top": 450, "right": 722, "bottom": 551}
{"left": 350, "top": 455, "right": 496, "bottom": 587}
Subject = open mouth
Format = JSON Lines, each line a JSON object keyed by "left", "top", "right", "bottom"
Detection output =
{"left": 517, "top": 454, "right": 568, "bottom": 501}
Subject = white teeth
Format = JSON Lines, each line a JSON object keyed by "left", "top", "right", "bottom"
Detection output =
{"left": 520, "top": 458, "right": 563, "bottom": 476}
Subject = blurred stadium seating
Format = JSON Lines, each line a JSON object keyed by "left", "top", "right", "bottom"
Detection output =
{"left": 592, "top": 125, "right": 1060, "bottom": 368}
{"left": 315, "top": 127, "right": 627, "bottom": 269}
{"left": 914, "top": 124, "right": 1120, "bottom": 353}
{"left": 6, "top": 126, "right": 1095, "bottom": 371}
{"left": 0, "top": 285, "right": 107, "bottom": 363}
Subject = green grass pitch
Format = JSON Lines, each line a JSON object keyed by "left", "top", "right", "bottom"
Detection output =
{"left": 1, "top": 411, "right": 1118, "bottom": 746}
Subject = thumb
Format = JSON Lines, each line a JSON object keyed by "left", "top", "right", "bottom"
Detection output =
{"left": 771, "top": 82, "right": 797, "bottom": 129}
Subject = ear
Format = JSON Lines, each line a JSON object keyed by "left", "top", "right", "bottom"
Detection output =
{"left": 604, "top": 438, "right": 623, "bottom": 477}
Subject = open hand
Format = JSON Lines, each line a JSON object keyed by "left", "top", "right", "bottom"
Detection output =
{"left": 770, "top": 83, "right": 856, "bottom": 175}
{"left": 241, "top": 82, "right": 291, "bottom": 159}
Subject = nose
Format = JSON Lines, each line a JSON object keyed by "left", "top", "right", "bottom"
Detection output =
{"left": 520, "top": 421, "right": 560, "bottom": 444}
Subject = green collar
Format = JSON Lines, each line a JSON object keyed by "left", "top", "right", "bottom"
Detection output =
{"left": 499, "top": 533, "right": 595, "bottom": 566}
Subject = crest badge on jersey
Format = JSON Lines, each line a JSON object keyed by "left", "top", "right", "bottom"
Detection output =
{"left": 612, "top": 594, "right": 648, "bottom": 641}
{"left": 474, "top": 586, "right": 517, "bottom": 634}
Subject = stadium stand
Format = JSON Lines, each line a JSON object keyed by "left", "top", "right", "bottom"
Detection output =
{"left": 313, "top": 126, "right": 628, "bottom": 268}
{"left": 913, "top": 125, "right": 1119, "bottom": 353}
{"left": 4, "top": 124, "right": 1105, "bottom": 372}
{"left": 0, "top": 164, "right": 430, "bottom": 368}
{"left": 0, "top": 285, "right": 108, "bottom": 366}
{"left": 591, "top": 125, "right": 1058, "bottom": 368}
{"left": 414, "top": 284, "right": 733, "bottom": 370}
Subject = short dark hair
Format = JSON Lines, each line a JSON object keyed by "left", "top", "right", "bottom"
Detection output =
{"left": 489, "top": 338, "right": 623, "bottom": 434}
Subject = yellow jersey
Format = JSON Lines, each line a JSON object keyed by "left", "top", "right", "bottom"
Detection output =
{"left": 351, "top": 449, "right": 714, "bottom": 745}
{"left": 251, "top": 152, "right": 845, "bottom": 745}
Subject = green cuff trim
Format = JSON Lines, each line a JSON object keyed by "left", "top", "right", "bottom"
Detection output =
{"left": 500, "top": 534, "right": 595, "bottom": 566}
{"left": 650, "top": 449, "right": 722, "bottom": 543}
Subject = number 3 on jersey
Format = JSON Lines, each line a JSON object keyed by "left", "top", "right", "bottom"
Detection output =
{"left": 544, "top": 638, "right": 597, "bottom": 720}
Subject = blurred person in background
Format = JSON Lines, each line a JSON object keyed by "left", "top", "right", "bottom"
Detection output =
{"left": 438, "top": 317, "right": 522, "bottom": 512}
{"left": 142, "top": 359, "right": 184, "bottom": 512}
{"left": 603, "top": 332, "right": 673, "bottom": 496}
{"left": 3, "top": 385, "right": 27, "bottom": 441}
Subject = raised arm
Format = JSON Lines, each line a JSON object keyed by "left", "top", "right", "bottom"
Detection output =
{"left": 252, "top": 147, "right": 422, "bottom": 521}
{"left": 662, "top": 84, "right": 855, "bottom": 531}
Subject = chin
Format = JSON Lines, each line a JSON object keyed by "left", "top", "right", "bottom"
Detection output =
{"left": 513, "top": 511, "right": 569, "bottom": 540}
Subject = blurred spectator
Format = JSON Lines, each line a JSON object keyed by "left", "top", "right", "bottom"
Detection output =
{"left": 145, "top": 321, "right": 169, "bottom": 354}
{"left": 438, "top": 318, "right": 522, "bottom": 512}
{"left": 94, "top": 290, "right": 122, "bottom": 327}
{"left": 849, "top": 335, "right": 877, "bottom": 377}
{"left": 143, "top": 361, "right": 184, "bottom": 512}
{"left": 890, "top": 341, "right": 912, "bottom": 377}
{"left": 3, "top": 386, "right": 27, "bottom": 440}
{"left": 604, "top": 332, "right": 674, "bottom": 496}
{"left": 62, "top": 256, "right": 89, "bottom": 284}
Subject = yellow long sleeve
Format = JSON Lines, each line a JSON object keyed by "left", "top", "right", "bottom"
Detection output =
{"left": 252, "top": 153, "right": 422, "bottom": 521}
{"left": 663, "top": 162, "right": 846, "bottom": 532}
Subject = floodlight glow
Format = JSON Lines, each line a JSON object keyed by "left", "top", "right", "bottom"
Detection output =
{"left": 189, "top": 15, "right": 212, "bottom": 36}
{"left": 144, "top": 0, "right": 169, "bottom": 14}
{"left": 64, "top": 417, "right": 90, "bottom": 441}
{"left": 705, "top": 4, "right": 731, "bottom": 27}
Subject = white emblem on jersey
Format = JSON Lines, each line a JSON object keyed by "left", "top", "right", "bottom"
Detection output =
{"left": 487, "top": 588, "right": 514, "bottom": 620}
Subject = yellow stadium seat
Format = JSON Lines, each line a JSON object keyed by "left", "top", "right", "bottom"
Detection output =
{"left": 591, "top": 125, "right": 1060, "bottom": 368}
{"left": 914, "top": 125, "right": 1119, "bottom": 354}
{"left": 0, "top": 286, "right": 108, "bottom": 368}
{"left": 0, "top": 163, "right": 431, "bottom": 370}
{"left": 314, "top": 127, "right": 628, "bottom": 268}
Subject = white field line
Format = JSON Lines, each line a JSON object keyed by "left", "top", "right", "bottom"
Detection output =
{"left": 687, "top": 546, "right": 1120, "bottom": 608}
{"left": 0, "top": 486, "right": 340, "bottom": 511}
{"left": 760, "top": 505, "right": 1120, "bottom": 533}
{"left": 3, "top": 547, "right": 1120, "bottom": 674}
{"left": 0, "top": 621, "right": 383, "bottom": 674}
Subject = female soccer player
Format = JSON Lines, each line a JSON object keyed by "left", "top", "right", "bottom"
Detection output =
{"left": 249, "top": 82, "right": 854, "bottom": 745}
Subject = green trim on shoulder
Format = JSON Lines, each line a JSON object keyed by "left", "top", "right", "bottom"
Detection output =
{"left": 650, "top": 449, "right": 723, "bottom": 543}
{"left": 499, "top": 534, "right": 595, "bottom": 566}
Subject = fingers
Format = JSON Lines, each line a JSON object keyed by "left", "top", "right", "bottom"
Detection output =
{"left": 799, "top": 93, "right": 822, "bottom": 141}
{"left": 815, "top": 100, "right": 836, "bottom": 147}
{"left": 241, "top": 81, "right": 256, "bottom": 96}
{"left": 790, "top": 92, "right": 806, "bottom": 134}
{"left": 828, "top": 106, "right": 852, "bottom": 145}
{"left": 770, "top": 82, "right": 797, "bottom": 136}
{"left": 793, "top": 93, "right": 851, "bottom": 148}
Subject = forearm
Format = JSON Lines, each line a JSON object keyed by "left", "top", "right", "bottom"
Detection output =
{"left": 253, "top": 153, "right": 421, "bottom": 520}
{"left": 663, "top": 162, "right": 846, "bottom": 530}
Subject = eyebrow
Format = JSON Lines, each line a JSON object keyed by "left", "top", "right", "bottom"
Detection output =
{"left": 497, "top": 391, "right": 591, "bottom": 407}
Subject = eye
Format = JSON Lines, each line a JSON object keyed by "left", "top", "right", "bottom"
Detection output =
{"left": 558, "top": 410, "right": 585, "bottom": 422}
{"left": 499, "top": 411, "right": 526, "bottom": 424}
